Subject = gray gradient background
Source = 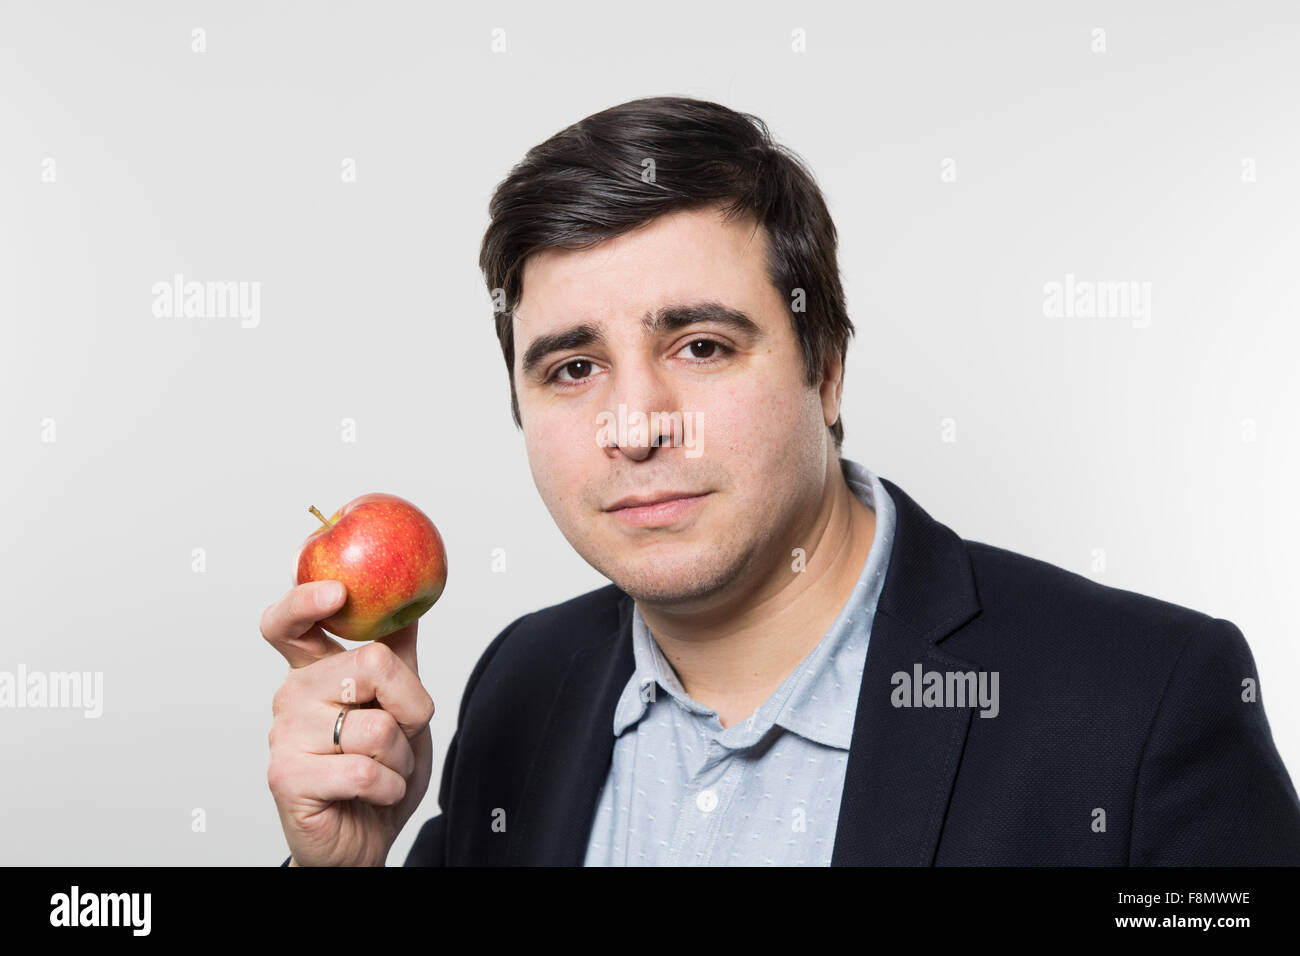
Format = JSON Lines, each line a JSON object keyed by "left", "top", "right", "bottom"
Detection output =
{"left": 2, "top": 1, "right": 1297, "bottom": 865}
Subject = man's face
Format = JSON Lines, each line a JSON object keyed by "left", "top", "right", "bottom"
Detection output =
{"left": 513, "top": 204, "right": 839, "bottom": 609}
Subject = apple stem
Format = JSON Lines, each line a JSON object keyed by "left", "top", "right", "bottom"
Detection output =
{"left": 308, "top": 505, "right": 333, "bottom": 530}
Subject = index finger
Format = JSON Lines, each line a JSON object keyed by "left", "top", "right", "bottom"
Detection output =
{"left": 260, "top": 580, "right": 348, "bottom": 668}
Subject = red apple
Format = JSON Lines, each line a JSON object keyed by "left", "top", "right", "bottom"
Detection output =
{"left": 295, "top": 493, "right": 447, "bottom": 642}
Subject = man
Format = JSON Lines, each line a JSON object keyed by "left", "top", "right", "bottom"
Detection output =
{"left": 265, "top": 96, "right": 1300, "bottom": 866}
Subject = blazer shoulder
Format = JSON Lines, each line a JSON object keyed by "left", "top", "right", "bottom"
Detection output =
{"left": 466, "top": 581, "right": 628, "bottom": 704}
{"left": 518, "top": 580, "right": 628, "bottom": 633}
{"left": 497, "top": 581, "right": 627, "bottom": 653}
{"left": 962, "top": 537, "right": 1214, "bottom": 637}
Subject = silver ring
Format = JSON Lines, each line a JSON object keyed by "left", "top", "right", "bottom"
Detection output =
{"left": 333, "top": 706, "right": 352, "bottom": 754}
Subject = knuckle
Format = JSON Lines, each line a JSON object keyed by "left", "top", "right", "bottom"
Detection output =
{"left": 270, "top": 678, "right": 297, "bottom": 716}
{"left": 347, "top": 756, "right": 378, "bottom": 791}
{"left": 288, "top": 585, "right": 313, "bottom": 622}
{"left": 362, "top": 709, "right": 400, "bottom": 752}
{"left": 267, "top": 712, "right": 290, "bottom": 751}
{"left": 259, "top": 603, "right": 278, "bottom": 641}
{"left": 266, "top": 759, "right": 287, "bottom": 796}
{"left": 378, "top": 710, "right": 403, "bottom": 749}
{"left": 357, "top": 641, "right": 395, "bottom": 679}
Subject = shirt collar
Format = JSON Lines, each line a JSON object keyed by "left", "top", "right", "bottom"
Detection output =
{"left": 611, "top": 457, "right": 897, "bottom": 751}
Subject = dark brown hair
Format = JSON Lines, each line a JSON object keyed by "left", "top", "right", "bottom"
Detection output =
{"left": 478, "top": 95, "right": 855, "bottom": 452}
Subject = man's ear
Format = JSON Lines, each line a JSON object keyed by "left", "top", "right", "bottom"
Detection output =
{"left": 818, "top": 349, "right": 845, "bottom": 430}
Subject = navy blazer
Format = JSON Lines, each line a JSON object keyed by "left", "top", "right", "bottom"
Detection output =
{"left": 287, "top": 475, "right": 1300, "bottom": 865}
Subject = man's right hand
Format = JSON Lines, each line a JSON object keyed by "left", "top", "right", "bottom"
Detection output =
{"left": 262, "top": 580, "right": 436, "bottom": 867}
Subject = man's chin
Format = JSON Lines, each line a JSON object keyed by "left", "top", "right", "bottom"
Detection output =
{"left": 605, "top": 557, "right": 737, "bottom": 607}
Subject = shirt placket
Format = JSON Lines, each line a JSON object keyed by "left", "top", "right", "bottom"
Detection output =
{"left": 665, "top": 717, "right": 745, "bottom": 865}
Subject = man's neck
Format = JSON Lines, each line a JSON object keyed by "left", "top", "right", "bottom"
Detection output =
{"left": 637, "top": 458, "right": 877, "bottom": 729}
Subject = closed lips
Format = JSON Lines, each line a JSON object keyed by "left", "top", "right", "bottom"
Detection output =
{"left": 606, "top": 491, "right": 708, "bottom": 511}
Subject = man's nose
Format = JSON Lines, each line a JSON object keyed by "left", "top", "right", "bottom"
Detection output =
{"left": 601, "top": 362, "right": 680, "bottom": 461}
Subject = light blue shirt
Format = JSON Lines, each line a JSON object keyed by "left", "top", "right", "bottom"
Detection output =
{"left": 583, "top": 457, "right": 897, "bottom": 865}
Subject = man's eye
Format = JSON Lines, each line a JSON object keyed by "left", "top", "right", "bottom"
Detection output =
{"left": 545, "top": 339, "right": 733, "bottom": 388}
{"left": 548, "top": 359, "right": 606, "bottom": 386}
{"left": 675, "top": 339, "right": 733, "bottom": 361}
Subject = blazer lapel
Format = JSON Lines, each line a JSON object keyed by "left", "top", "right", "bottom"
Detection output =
{"left": 831, "top": 476, "right": 983, "bottom": 865}
{"left": 505, "top": 590, "right": 635, "bottom": 865}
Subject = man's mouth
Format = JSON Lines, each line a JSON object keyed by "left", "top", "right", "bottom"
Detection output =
{"left": 605, "top": 492, "right": 711, "bottom": 528}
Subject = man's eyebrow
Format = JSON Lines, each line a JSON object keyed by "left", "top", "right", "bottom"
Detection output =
{"left": 519, "top": 322, "right": 607, "bottom": 380}
{"left": 518, "top": 301, "right": 762, "bottom": 380}
{"left": 646, "top": 302, "right": 762, "bottom": 340}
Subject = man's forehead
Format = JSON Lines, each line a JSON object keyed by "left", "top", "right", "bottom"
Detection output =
{"left": 515, "top": 210, "right": 767, "bottom": 324}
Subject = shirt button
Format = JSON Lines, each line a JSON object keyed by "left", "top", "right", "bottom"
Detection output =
{"left": 696, "top": 788, "right": 719, "bottom": 813}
